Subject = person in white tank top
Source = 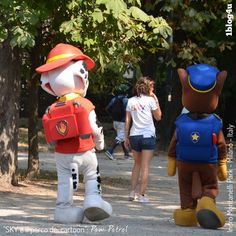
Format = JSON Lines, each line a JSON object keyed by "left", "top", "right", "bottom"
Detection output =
{"left": 125, "top": 77, "right": 162, "bottom": 203}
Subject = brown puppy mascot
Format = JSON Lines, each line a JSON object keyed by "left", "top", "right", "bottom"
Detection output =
{"left": 168, "top": 64, "right": 227, "bottom": 229}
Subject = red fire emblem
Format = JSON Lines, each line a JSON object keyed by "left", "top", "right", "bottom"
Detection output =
{"left": 56, "top": 120, "right": 69, "bottom": 136}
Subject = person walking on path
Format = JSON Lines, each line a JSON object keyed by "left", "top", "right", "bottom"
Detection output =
{"left": 124, "top": 77, "right": 162, "bottom": 203}
{"left": 105, "top": 85, "right": 132, "bottom": 161}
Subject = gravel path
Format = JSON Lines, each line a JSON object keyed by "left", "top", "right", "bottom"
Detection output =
{"left": 0, "top": 151, "right": 235, "bottom": 235}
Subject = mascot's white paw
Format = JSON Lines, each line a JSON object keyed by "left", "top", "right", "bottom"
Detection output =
{"left": 84, "top": 195, "right": 112, "bottom": 221}
{"left": 54, "top": 206, "right": 84, "bottom": 223}
{"left": 84, "top": 179, "right": 112, "bottom": 221}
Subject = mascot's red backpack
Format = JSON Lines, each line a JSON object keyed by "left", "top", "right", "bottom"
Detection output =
{"left": 43, "top": 100, "right": 93, "bottom": 144}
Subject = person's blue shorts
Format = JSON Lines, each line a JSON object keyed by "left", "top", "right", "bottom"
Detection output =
{"left": 129, "top": 135, "right": 156, "bottom": 152}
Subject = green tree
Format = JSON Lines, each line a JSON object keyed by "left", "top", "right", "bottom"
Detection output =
{"left": 60, "top": 0, "right": 172, "bottom": 92}
{"left": 24, "top": 1, "right": 69, "bottom": 179}
{"left": 0, "top": 38, "right": 20, "bottom": 186}
{"left": 0, "top": 0, "right": 35, "bottom": 185}
{"left": 0, "top": 0, "right": 172, "bottom": 184}
{"left": 0, "top": 0, "right": 70, "bottom": 182}
{"left": 0, "top": 0, "right": 41, "bottom": 184}
{"left": 143, "top": 0, "right": 236, "bottom": 150}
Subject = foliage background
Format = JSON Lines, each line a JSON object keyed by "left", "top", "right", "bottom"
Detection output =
{"left": 1, "top": 0, "right": 235, "bottom": 132}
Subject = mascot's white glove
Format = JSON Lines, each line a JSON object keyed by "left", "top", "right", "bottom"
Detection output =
{"left": 89, "top": 110, "right": 104, "bottom": 150}
{"left": 93, "top": 126, "right": 104, "bottom": 151}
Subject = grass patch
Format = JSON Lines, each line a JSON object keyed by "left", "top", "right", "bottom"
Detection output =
{"left": 18, "top": 169, "right": 58, "bottom": 181}
{"left": 18, "top": 169, "right": 130, "bottom": 187}
{"left": 102, "top": 177, "right": 130, "bottom": 187}
{"left": 18, "top": 128, "right": 54, "bottom": 152}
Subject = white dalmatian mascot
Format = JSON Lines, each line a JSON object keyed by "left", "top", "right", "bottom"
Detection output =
{"left": 36, "top": 43, "right": 112, "bottom": 223}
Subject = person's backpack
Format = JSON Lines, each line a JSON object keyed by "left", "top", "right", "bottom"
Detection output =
{"left": 109, "top": 96, "right": 125, "bottom": 121}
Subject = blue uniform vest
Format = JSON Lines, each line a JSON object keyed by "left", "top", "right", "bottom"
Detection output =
{"left": 176, "top": 113, "right": 222, "bottom": 163}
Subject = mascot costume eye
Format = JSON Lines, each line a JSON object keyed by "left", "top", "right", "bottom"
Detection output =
{"left": 36, "top": 43, "right": 112, "bottom": 223}
{"left": 167, "top": 64, "right": 227, "bottom": 229}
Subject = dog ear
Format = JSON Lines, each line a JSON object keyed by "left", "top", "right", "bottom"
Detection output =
{"left": 215, "top": 71, "right": 227, "bottom": 95}
{"left": 177, "top": 68, "right": 188, "bottom": 89}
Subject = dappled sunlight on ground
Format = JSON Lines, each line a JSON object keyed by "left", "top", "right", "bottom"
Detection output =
{"left": 1, "top": 152, "right": 235, "bottom": 235}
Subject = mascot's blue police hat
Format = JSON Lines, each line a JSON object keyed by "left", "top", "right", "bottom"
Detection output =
{"left": 186, "top": 64, "right": 219, "bottom": 93}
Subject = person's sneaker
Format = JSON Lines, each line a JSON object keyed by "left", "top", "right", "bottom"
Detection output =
{"left": 105, "top": 150, "right": 116, "bottom": 160}
{"left": 124, "top": 155, "right": 132, "bottom": 160}
{"left": 128, "top": 191, "right": 136, "bottom": 201}
{"left": 138, "top": 194, "right": 149, "bottom": 203}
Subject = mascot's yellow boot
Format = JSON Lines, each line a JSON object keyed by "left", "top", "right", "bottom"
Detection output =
{"left": 173, "top": 208, "right": 198, "bottom": 226}
{"left": 196, "top": 196, "right": 225, "bottom": 229}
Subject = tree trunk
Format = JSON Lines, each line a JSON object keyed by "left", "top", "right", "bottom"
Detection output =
{"left": 140, "top": 51, "right": 158, "bottom": 79}
{"left": 158, "top": 69, "right": 182, "bottom": 151}
{"left": 26, "top": 73, "right": 39, "bottom": 179}
{"left": 0, "top": 39, "right": 20, "bottom": 186}
{"left": 26, "top": 43, "right": 42, "bottom": 179}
